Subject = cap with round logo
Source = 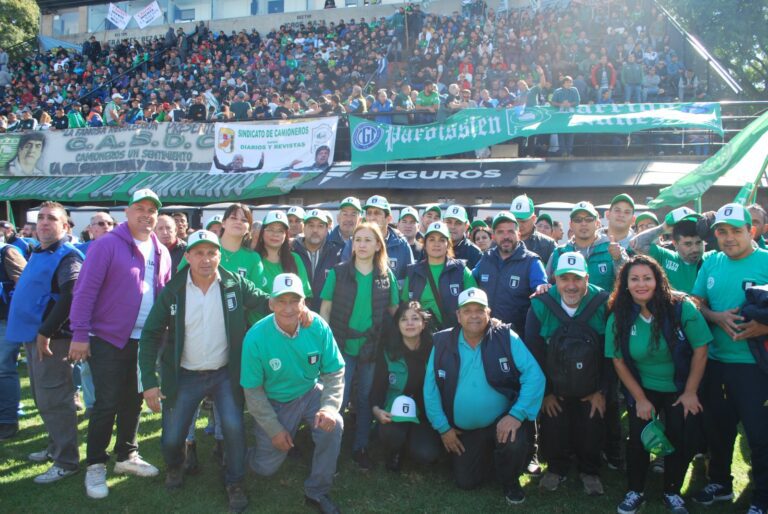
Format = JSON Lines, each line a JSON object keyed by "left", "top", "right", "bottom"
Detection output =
{"left": 205, "top": 215, "right": 223, "bottom": 230}
{"left": 537, "top": 213, "right": 553, "bottom": 226}
{"left": 129, "top": 188, "right": 162, "bottom": 208}
{"left": 340, "top": 196, "right": 362, "bottom": 213}
{"left": 287, "top": 206, "right": 306, "bottom": 219}
{"left": 363, "top": 195, "right": 391, "bottom": 213}
{"left": 555, "top": 251, "right": 588, "bottom": 277}
{"left": 458, "top": 287, "right": 489, "bottom": 308}
{"left": 399, "top": 206, "right": 419, "bottom": 222}
{"left": 713, "top": 202, "right": 752, "bottom": 228}
{"left": 610, "top": 193, "right": 635, "bottom": 209}
{"left": 390, "top": 395, "right": 419, "bottom": 423}
{"left": 444, "top": 205, "right": 468, "bottom": 224}
{"left": 635, "top": 212, "right": 659, "bottom": 226}
{"left": 664, "top": 206, "right": 702, "bottom": 226}
{"left": 492, "top": 211, "right": 518, "bottom": 229}
{"left": 423, "top": 204, "right": 442, "bottom": 217}
{"left": 510, "top": 194, "right": 535, "bottom": 220}
{"left": 570, "top": 201, "right": 598, "bottom": 219}
{"left": 186, "top": 230, "right": 221, "bottom": 251}
{"left": 263, "top": 210, "right": 289, "bottom": 229}
{"left": 424, "top": 221, "right": 450, "bottom": 239}
{"left": 271, "top": 273, "right": 305, "bottom": 298}
{"left": 304, "top": 209, "right": 328, "bottom": 224}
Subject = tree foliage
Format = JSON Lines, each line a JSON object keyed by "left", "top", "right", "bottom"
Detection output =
{"left": 663, "top": 0, "right": 767, "bottom": 97}
{"left": 0, "top": 0, "right": 40, "bottom": 58}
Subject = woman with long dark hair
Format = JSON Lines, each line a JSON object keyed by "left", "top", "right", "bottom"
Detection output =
{"left": 320, "top": 223, "right": 399, "bottom": 470}
{"left": 606, "top": 255, "right": 711, "bottom": 514}
{"left": 254, "top": 210, "right": 311, "bottom": 298}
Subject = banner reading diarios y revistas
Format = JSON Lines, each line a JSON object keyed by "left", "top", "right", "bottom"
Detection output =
{"left": 212, "top": 117, "right": 338, "bottom": 174}
{"left": 350, "top": 103, "right": 723, "bottom": 167}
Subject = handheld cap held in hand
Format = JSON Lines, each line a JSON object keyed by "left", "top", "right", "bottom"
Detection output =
{"left": 390, "top": 395, "right": 419, "bottom": 423}
{"left": 271, "top": 273, "right": 305, "bottom": 298}
{"left": 641, "top": 412, "right": 675, "bottom": 457}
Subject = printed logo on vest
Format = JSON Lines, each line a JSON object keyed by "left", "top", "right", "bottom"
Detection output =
{"left": 269, "top": 358, "right": 282, "bottom": 371}
{"left": 308, "top": 353, "right": 319, "bottom": 365}
{"left": 237, "top": 267, "right": 247, "bottom": 277}
{"left": 450, "top": 283, "right": 460, "bottom": 296}
{"left": 389, "top": 258, "right": 397, "bottom": 270}
{"left": 631, "top": 324, "right": 637, "bottom": 336}
{"left": 226, "top": 292, "right": 237, "bottom": 311}
{"left": 598, "top": 263, "right": 608, "bottom": 274}
{"left": 437, "top": 369, "right": 446, "bottom": 379}
{"left": 499, "top": 357, "right": 510, "bottom": 373}
{"left": 743, "top": 280, "right": 756, "bottom": 291}
{"left": 388, "top": 372, "right": 397, "bottom": 385}
{"left": 170, "top": 304, "right": 177, "bottom": 316}
{"left": 509, "top": 275, "right": 520, "bottom": 288}
{"left": 481, "top": 274, "right": 489, "bottom": 282}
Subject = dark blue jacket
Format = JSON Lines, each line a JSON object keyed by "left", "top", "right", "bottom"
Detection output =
{"left": 453, "top": 237, "right": 482, "bottom": 269}
{"left": 472, "top": 243, "right": 547, "bottom": 334}
{"left": 405, "top": 258, "right": 467, "bottom": 330}
{"left": 292, "top": 235, "right": 343, "bottom": 311}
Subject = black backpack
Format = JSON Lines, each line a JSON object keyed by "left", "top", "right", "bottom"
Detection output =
{"left": 538, "top": 291, "right": 608, "bottom": 398}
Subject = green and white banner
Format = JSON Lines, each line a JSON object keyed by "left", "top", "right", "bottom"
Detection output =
{"left": 0, "top": 170, "right": 320, "bottom": 203}
{"left": 649, "top": 110, "right": 768, "bottom": 209}
{"left": 350, "top": 103, "right": 723, "bottom": 167}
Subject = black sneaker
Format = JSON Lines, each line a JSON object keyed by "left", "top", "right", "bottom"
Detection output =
{"left": 226, "top": 482, "right": 248, "bottom": 513}
{"left": 692, "top": 483, "right": 734, "bottom": 506}
{"left": 617, "top": 491, "right": 645, "bottom": 514}
{"left": 352, "top": 448, "right": 372, "bottom": 471}
{"left": 183, "top": 441, "right": 199, "bottom": 475}
{"left": 663, "top": 493, "right": 689, "bottom": 514}
{"left": 305, "top": 494, "right": 342, "bottom": 514}
{"left": 0, "top": 422, "right": 19, "bottom": 441}
{"left": 505, "top": 482, "right": 525, "bottom": 505}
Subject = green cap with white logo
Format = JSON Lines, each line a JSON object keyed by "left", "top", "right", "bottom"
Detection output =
{"left": 635, "top": 212, "right": 659, "bottom": 227}
{"left": 444, "top": 205, "right": 468, "bottom": 224}
{"left": 340, "top": 196, "right": 362, "bottom": 213}
{"left": 364, "top": 195, "right": 391, "bottom": 213}
{"left": 492, "top": 211, "right": 518, "bottom": 229}
{"left": 272, "top": 273, "right": 305, "bottom": 298}
{"left": 570, "top": 201, "right": 598, "bottom": 219}
{"left": 205, "top": 215, "right": 223, "bottom": 230}
{"left": 555, "top": 251, "right": 588, "bottom": 277}
{"left": 510, "top": 194, "right": 535, "bottom": 220}
{"left": 186, "top": 230, "right": 221, "bottom": 251}
{"left": 713, "top": 202, "right": 752, "bottom": 228}
{"left": 399, "top": 206, "right": 419, "bottom": 222}
{"left": 263, "top": 210, "right": 289, "bottom": 229}
{"left": 664, "top": 206, "right": 702, "bottom": 226}
{"left": 129, "top": 188, "right": 162, "bottom": 208}
{"left": 424, "top": 221, "right": 450, "bottom": 239}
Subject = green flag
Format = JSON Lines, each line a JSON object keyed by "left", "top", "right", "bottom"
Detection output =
{"left": 733, "top": 181, "right": 756, "bottom": 206}
{"left": 649, "top": 110, "right": 768, "bottom": 209}
{"left": 5, "top": 201, "right": 14, "bottom": 227}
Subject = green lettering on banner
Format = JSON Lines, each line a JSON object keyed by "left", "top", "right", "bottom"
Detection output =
{"left": 350, "top": 103, "right": 723, "bottom": 168}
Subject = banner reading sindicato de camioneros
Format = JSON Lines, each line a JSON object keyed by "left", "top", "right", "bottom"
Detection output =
{"left": 212, "top": 117, "right": 339, "bottom": 174}
{"left": 350, "top": 103, "right": 723, "bottom": 167}
{"left": 0, "top": 123, "right": 215, "bottom": 177}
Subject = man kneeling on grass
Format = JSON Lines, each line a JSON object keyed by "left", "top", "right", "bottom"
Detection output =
{"left": 424, "top": 287, "right": 545, "bottom": 505}
{"left": 138, "top": 231, "right": 277, "bottom": 512}
{"left": 242, "top": 273, "right": 345, "bottom": 514}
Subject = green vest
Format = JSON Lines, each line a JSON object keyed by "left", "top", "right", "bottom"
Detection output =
{"left": 553, "top": 241, "right": 616, "bottom": 292}
{"left": 384, "top": 352, "right": 409, "bottom": 411}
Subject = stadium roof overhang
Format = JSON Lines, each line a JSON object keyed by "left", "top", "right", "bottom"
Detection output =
{"left": 37, "top": 0, "right": 106, "bottom": 12}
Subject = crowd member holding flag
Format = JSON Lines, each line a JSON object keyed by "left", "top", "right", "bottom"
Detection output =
{"left": 691, "top": 203, "right": 768, "bottom": 514}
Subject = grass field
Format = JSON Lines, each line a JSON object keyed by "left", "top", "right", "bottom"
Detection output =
{"left": 0, "top": 361, "right": 755, "bottom": 514}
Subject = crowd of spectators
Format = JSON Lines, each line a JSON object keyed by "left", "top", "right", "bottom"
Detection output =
{"left": 0, "top": 0, "right": 708, "bottom": 135}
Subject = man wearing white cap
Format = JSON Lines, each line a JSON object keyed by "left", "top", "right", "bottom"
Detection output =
{"left": 691, "top": 203, "right": 768, "bottom": 513}
{"left": 328, "top": 197, "right": 362, "bottom": 246}
{"left": 287, "top": 206, "right": 306, "bottom": 239}
{"left": 630, "top": 207, "right": 713, "bottom": 293}
{"left": 525, "top": 252, "right": 609, "bottom": 496}
{"left": 205, "top": 215, "right": 224, "bottom": 238}
{"left": 138, "top": 230, "right": 275, "bottom": 512}
{"left": 397, "top": 206, "right": 424, "bottom": 262}
{"left": 443, "top": 205, "right": 482, "bottom": 269}
{"left": 69, "top": 188, "right": 172, "bottom": 499}
{"left": 105, "top": 93, "right": 123, "bottom": 127}
{"left": 424, "top": 287, "right": 545, "bottom": 504}
{"left": 292, "top": 209, "right": 343, "bottom": 312}
{"left": 242, "top": 274, "right": 345, "bottom": 514}
{"left": 510, "top": 194, "right": 555, "bottom": 265}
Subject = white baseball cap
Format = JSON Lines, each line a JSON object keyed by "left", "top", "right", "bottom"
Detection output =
{"left": 555, "top": 251, "right": 588, "bottom": 277}
{"left": 340, "top": 196, "right": 362, "bottom": 212}
{"left": 186, "top": 230, "right": 221, "bottom": 251}
{"left": 444, "top": 205, "right": 468, "bottom": 224}
{"left": 390, "top": 395, "right": 419, "bottom": 423}
{"left": 205, "top": 215, "right": 223, "bottom": 229}
{"left": 271, "top": 273, "right": 305, "bottom": 298}
{"left": 510, "top": 194, "right": 535, "bottom": 220}
{"left": 287, "top": 206, "right": 306, "bottom": 219}
{"left": 424, "top": 221, "right": 450, "bottom": 239}
{"left": 263, "top": 210, "right": 289, "bottom": 229}
{"left": 458, "top": 287, "right": 489, "bottom": 308}
{"left": 364, "top": 195, "right": 391, "bottom": 213}
{"left": 129, "top": 188, "right": 162, "bottom": 208}
{"left": 665, "top": 206, "right": 702, "bottom": 225}
{"left": 713, "top": 202, "right": 752, "bottom": 228}
{"left": 304, "top": 208, "right": 328, "bottom": 224}
{"left": 399, "top": 206, "right": 419, "bottom": 222}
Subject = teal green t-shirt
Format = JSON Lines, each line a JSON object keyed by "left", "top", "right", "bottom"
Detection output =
{"left": 650, "top": 244, "right": 714, "bottom": 294}
{"left": 692, "top": 248, "right": 768, "bottom": 364}
{"left": 320, "top": 267, "right": 399, "bottom": 356}
{"left": 240, "top": 315, "right": 344, "bottom": 403}
{"left": 605, "top": 299, "right": 712, "bottom": 391}
{"left": 400, "top": 263, "right": 477, "bottom": 325}
{"left": 259, "top": 252, "right": 312, "bottom": 296}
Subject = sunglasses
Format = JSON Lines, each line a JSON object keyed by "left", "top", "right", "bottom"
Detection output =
{"left": 572, "top": 216, "right": 596, "bottom": 224}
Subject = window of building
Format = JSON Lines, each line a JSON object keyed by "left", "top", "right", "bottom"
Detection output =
{"left": 52, "top": 9, "right": 80, "bottom": 36}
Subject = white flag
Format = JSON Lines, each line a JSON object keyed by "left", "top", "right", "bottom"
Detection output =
{"left": 135, "top": 1, "right": 163, "bottom": 29}
{"left": 107, "top": 3, "right": 131, "bottom": 30}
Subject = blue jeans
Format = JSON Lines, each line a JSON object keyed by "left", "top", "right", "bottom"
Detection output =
{"left": 341, "top": 353, "right": 375, "bottom": 451}
{"left": 0, "top": 340, "right": 21, "bottom": 425}
{"left": 624, "top": 84, "right": 642, "bottom": 103}
{"left": 161, "top": 367, "right": 245, "bottom": 485}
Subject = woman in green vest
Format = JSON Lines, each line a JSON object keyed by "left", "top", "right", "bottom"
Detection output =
{"left": 253, "top": 210, "right": 311, "bottom": 298}
{"left": 606, "top": 255, "right": 711, "bottom": 514}
{"left": 401, "top": 221, "right": 476, "bottom": 331}
{"left": 320, "top": 223, "right": 399, "bottom": 470}
{"left": 371, "top": 301, "right": 442, "bottom": 472}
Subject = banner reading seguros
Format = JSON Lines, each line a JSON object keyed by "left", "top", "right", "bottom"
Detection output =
{"left": 212, "top": 117, "right": 338, "bottom": 174}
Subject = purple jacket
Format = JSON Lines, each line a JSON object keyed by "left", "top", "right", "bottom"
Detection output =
{"left": 70, "top": 222, "right": 171, "bottom": 348}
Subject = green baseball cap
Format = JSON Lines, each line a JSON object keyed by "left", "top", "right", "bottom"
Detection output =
{"left": 555, "top": 251, "right": 588, "bottom": 277}
{"left": 510, "top": 194, "right": 535, "bottom": 220}
{"left": 304, "top": 209, "right": 328, "bottom": 224}
{"left": 423, "top": 204, "right": 442, "bottom": 217}
{"left": 635, "top": 212, "right": 659, "bottom": 227}
{"left": 287, "top": 206, "right": 306, "bottom": 219}
{"left": 399, "top": 206, "right": 419, "bottom": 222}
{"left": 129, "top": 188, "right": 162, "bottom": 208}
{"left": 641, "top": 413, "right": 675, "bottom": 457}
{"left": 340, "top": 196, "right": 362, "bottom": 213}
{"left": 570, "top": 201, "right": 598, "bottom": 219}
{"left": 664, "top": 206, "right": 702, "bottom": 226}
{"left": 424, "top": 221, "right": 450, "bottom": 239}
{"left": 363, "top": 195, "right": 391, "bottom": 213}
{"left": 537, "top": 213, "right": 553, "bottom": 226}
{"left": 263, "top": 210, "right": 289, "bottom": 229}
{"left": 712, "top": 202, "right": 752, "bottom": 228}
{"left": 205, "top": 215, "right": 223, "bottom": 230}
{"left": 470, "top": 219, "right": 488, "bottom": 230}
{"left": 610, "top": 193, "right": 635, "bottom": 209}
{"left": 492, "top": 211, "right": 518, "bottom": 229}
{"left": 458, "top": 287, "right": 489, "bottom": 308}
{"left": 186, "top": 230, "right": 221, "bottom": 251}
{"left": 444, "top": 205, "right": 468, "bottom": 224}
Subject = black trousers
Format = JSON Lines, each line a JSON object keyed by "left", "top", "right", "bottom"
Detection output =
{"left": 86, "top": 337, "right": 143, "bottom": 465}
{"left": 702, "top": 360, "right": 768, "bottom": 509}
{"left": 604, "top": 361, "right": 623, "bottom": 462}
{"left": 540, "top": 396, "right": 604, "bottom": 476}
{"left": 626, "top": 388, "right": 701, "bottom": 495}
{"left": 378, "top": 421, "right": 442, "bottom": 464}
{"left": 452, "top": 420, "right": 534, "bottom": 492}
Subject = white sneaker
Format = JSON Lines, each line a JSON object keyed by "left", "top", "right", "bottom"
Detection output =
{"left": 28, "top": 449, "right": 52, "bottom": 463}
{"left": 85, "top": 463, "right": 109, "bottom": 499}
{"left": 114, "top": 454, "right": 159, "bottom": 477}
{"left": 34, "top": 464, "right": 78, "bottom": 484}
